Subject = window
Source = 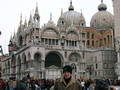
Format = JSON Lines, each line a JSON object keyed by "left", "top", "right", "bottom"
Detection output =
{"left": 87, "top": 32, "right": 90, "bottom": 38}
{"left": 36, "top": 36, "right": 39, "bottom": 39}
{"left": 104, "top": 38, "right": 106, "bottom": 45}
{"left": 92, "top": 40, "right": 94, "bottom": 46}
{"left": 82, "top": 33, "right": 85, "bottom": 38}
{"left": 96, "top": 64, "right": 98, "bottom": 69}
{"left": 62, "top": 21, "right": 64, "bottom": 25}
{"left": 91, "top": 34, "right": 94, "bottom": 39}
{"left": 87, "top": 40, "right": 90, "bottom": 46}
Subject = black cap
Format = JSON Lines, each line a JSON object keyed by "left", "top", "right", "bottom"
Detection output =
{"left": 63, "top": 65, "right": 72, "bottom": 74}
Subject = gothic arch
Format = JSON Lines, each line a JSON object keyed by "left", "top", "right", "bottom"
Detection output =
{"left": 8, "top": 60, "right": 10, "bottom": 69}
{"left": 18, "top": 35, "right": 23, "bottom": 46}
{"left": 11, "top": 55, "right": 16, "bottom": 67}
{"left": 22, "top": 53, "right": 26, "bottom": 63}
{"left": 28, "top": 52, "right": 31, "bottom": 61}
{"left": 17, "top": 55, "right": 21, "bottom": 74}
{"left": 22, "top": 53, "right": 27, "bottom": 69}
{"left": 33, "top": 52, "right": 41, "bottom": 68}
{"left": 45, "top": 51, "right": 63, "bottom": 68}
{"left": 71, "top": 63, "right": 77, "bottom": 72}
{"left": 34, "top": 52, "right": 41, "bottom": 61}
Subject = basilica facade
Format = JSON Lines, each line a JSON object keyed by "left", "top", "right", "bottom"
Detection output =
{"left": 2, "top": 1, "right": 117, "bottom": 80}
{"left": 112, "top": 0, "right": 120, "bottom": 79}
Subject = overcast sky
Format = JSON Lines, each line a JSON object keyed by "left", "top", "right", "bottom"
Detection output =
{"left": 0, "top": 0, "right": 113, "bottom": 54}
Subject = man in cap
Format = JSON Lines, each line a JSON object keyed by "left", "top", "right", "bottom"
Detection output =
{"left": 53, "top": 65, "right": 82, "bottom": 90}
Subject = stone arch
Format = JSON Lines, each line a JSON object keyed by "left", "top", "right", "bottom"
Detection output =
{"left": 4, "top": 62, "right": 7, "bottom": 74}
{"left": 71, "top": 63, "right": 77, "bottom": 78}
{"left": 22, "top": 53, "right": 26, "bottom": 63}
{"left": 22, "top": 53, "right": 28, "bottom": 70}
{"left": 28, "top": 52, "right": 31, "bottom": 61}
{"left": 18, "top": 35, "right": 23, "bottom": 46}
{"left": 11, "top": 55, "right": 16, "bottom": 67}
{"left": 45, "top": 51, "right": 63, "bottom": 68}
{"left": 11, "top": 55, "right": 16, "bottom": 75}
{"left": 34, "top": 52, "right": 41, "bottom": 68}
{"left": 69, "top": 52, "right": 81, "bottom": 62}
{"left": 71, "top": 63, "right": 77, "bottom": 72}
{"left": 17, "top": 55, "right": 21, "bottom": 76}
{"left": 8, "top": 60, "right": 10, "bottom": 69}
{"left": 34, "top": 52, "right": 41, "bottom": 61}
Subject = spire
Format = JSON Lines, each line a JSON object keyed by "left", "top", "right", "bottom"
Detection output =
{"left": 50, "top": 12, "right": 52, "bottom": 21}
{"left": 69, "top": 0, "right": 74, "bottom": 11}
{"left": 10, "top": 34, "right": 13, "bottom": 42}
{"left": 48, "top": 12, "right": 53, "bottom": 23}
{"left": 28, "top": 13, "right": 32, "bottom": 24}
{"left": 101, "top": 0, "right": 103, "bottom": 3}
{"left": 24, "top": 17, "right": 27, "bottom": 27}
{"left": 20, "top": 14, "right": 22, "bottom": 25}
{"left": 35, "top": 3, "right": 39, "bottom": 15}
{"left": 48, "top": 12, "right": 55, "bottom": 25}
{"left": 80, "top": 9, "right": 83, "bottom": 15}
{"left": 13, "top": 30, "right": 16, "bottom": 38}
{"left": 61, "top": 8, "right": 63, "bottom": 16}
{"left": 34, "top": 3, "right": 40, "bottom": 22}
{"left": 59, "top": 8, "right": 64, "bottom": 19}
{"left": 18, "top": 14, "right": 23, "bottom": 33}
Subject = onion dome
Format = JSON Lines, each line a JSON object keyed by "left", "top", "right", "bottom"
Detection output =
{"left": 57, "top": 1, "right": 86, "bottom": 27}
{"left": 90, "top": 0, "right": 114, "bottom": 30}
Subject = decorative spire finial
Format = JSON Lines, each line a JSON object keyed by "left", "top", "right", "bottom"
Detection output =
{"left": 98, "top": 0, "right": 107, "bottom": 11}
{"left": 69, "top": 0, "right": 74, "bottom": 11}
{"left": 35, "top": 2, "right": 39, "bottom": 15}
{"left": 101, "top": 0, "right": 103, "bottom": 3}
{"left": 50, "top": 12, "right": 52, "bottom": 21}
{"left": 20, "top": 14, "right": 22, "bottom": 25}
{"left": 80, "top": 9, "right": 83, "bottom": 16}
{"left": 24, "top": 17, "right": 27, "bottom": 27}
{"left": 61, "top": 8, "right": 63, "bottom": 16}
{"left": 70, "top": 0, "right": 72, "bottom": 5}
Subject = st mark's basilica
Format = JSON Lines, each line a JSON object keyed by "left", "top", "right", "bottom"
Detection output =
{"left": 2, "top": 0, "right": 117, "bottom": 80}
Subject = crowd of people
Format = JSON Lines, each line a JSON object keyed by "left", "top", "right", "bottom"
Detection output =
{"left": 0, "top": 65, "right": 120, "bottom": 90}
{"left": 0, "top": 77, "right": 54, "bottom": 90}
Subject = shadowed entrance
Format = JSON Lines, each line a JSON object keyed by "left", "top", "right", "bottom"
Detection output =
{"left": 45, "top": 52, "right": 62, "bottom": 79}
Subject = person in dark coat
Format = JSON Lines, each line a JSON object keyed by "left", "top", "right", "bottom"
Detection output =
{"left": 16, "top": 77, "right": 28, "bottom": 90}
{"left": 53, "top": 65, "right": 82, "bottom": 90}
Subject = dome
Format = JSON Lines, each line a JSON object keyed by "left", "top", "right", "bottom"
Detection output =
{"left": 90, "top": 2, "right": 114, "bottom": 30}
{"left": 57, "top": 1, "right": 86, "bottom": 27}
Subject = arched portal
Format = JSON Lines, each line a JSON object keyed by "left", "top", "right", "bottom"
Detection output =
{"left": 45, "top": 52, "right": 62, "bottom": 68}
{"left": 34, "top": 52, "right": 41, "bottom": 68}
{"left": 45, "top": 52, "right": 63, "bottom": 80}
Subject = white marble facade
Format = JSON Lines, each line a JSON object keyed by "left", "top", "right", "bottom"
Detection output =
{"left": 1, "top": 1, "right": 117, "bottom": 80}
